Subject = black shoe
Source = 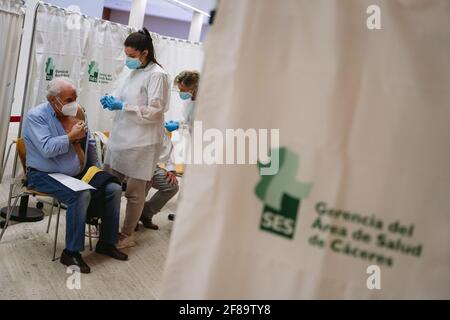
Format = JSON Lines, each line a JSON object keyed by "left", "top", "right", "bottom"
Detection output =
{"left": 140, "top": 216, "right": 159, "bottom": 230}
{"left": 60, "top": 249, "right": 91, "bottom": 274}
{"left": 168, "top": 214, "right": 175, "bottom": 221}
{"left": 95, "top": 242, "right": 128, "bottom": 261}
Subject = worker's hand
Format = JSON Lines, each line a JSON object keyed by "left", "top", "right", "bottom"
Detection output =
{"left": 68, "top": 121, "right": 86, "bottom": 143}
{"left": 165, "top": 120, "right": 179, "bottom": 132}
{"left": 165, "top": 171, "right": 178, "bottom": 186}
{"left": 100, "top": 95, "right": 124, "bottom": 111}
{"left": 100, "top": 95, "right": 110, "bottom": 109}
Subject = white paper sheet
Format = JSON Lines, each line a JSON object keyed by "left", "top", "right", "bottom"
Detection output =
{"left": 48, "top": 173, "right": 95, "bottom": 191}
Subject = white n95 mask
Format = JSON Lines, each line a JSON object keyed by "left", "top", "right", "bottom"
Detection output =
{"left": 56, "top": 98, "right": 78, "bottom": 117}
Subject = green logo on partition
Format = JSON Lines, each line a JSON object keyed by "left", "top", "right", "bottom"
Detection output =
{"left": 87, "top": 61, "right": 113, "bottom": 84}
{"left": 255, "top": 147, "right": 312, "bottom": 239}
{"left": 88, "top": 61, "right": 99, "bottom": 83}
{"left": 45, "top": 57, "right": 55, "bottom": 80}
{"left": 44, "top": 57, "right": 70, "bottom": 80}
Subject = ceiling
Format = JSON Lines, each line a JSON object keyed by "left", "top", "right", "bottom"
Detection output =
{"left": 104, "top": 0, "right": 217, "bottom": 23}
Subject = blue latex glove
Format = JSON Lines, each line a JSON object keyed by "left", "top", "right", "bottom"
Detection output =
{"left": 165, "top": 120, "right": 179, "bottom": 132}
{"left": 100, "top": 95, "right": 109, "bottom": 109}
{"left": 100, "top": 95, "right": 123, "bottom": 111}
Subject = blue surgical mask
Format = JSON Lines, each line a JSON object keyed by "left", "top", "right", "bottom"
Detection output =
{"left": 179, "top": 92, "right": 192, "bottom": 100}
{"left": 125, "top": 57, "right": 141, "bottom": 69}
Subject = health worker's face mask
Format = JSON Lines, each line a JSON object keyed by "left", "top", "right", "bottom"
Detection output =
{"left": 125, "top": 57, "right": 141, "bottom": 69}
{"left": 56, "top": 97, "right": 78, "bottom": 117}
{"left": 179, "top": 92, "right": 193, "bottom": 100}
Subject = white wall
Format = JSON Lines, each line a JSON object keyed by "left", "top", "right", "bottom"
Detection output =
{"left": 109, "top": 9, "right": 210, "bottom": 42}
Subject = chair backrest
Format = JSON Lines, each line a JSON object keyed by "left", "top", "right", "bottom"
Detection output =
{"left": 92, "top": 131, "right": 110, "bottom": 167}
{"left": 15, "top": 138, "right": 27, "bottom": 173}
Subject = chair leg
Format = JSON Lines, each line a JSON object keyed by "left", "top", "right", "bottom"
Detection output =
{"left": 0, "top": 193, "right": 22, "bottom": 241}
{"left": 88, "top": 224, "right": 93, "bottom": 251}
{"left": 46, "top": 198, "right": 55, "bottom": 234}
{"left": 6, "top": 183, "right": 14, "bottom": 210}
{"left": 52, "top": 202, "right": 61, "bottom": 261}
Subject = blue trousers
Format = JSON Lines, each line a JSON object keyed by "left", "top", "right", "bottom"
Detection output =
{"left": 27, "top": 169, "right": 121, "bottom": 252}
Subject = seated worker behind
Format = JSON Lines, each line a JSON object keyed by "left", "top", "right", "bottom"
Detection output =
{"left": 137, "top": 134, "right": 179, "bottom": 230}
{"left": 23, "top": 77, "right": 127, "bottom": 274}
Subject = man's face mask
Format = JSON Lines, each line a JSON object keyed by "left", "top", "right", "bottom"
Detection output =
{"left": 56, "top": 97, "right": 78, "bottom": 117}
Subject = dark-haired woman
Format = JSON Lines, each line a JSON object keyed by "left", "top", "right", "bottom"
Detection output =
{"left": 100, "top": 28, "right": 170, "bottom": 249}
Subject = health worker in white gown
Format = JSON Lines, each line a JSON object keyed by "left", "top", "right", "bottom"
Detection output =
{"left": 100, "top": 28, "right": 170, "bottom": 249}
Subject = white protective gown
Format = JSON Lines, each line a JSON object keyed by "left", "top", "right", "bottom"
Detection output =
{"left": 182, "top": 100, "right": 197, "bottom": 132}
{"left": 105, "top": 62, "right": 170, "bottom": 181}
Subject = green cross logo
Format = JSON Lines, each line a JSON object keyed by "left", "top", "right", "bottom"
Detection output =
{"left": 255, "top": 147, "right": 312, "bottom": 239}
{"left": 88, "top": 61, "right": 99, "bottom": 83}
{"left": 45, "top": 57, "right": 55, "bottom": 81}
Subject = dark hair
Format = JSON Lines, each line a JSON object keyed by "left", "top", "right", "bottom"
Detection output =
{"left": 124, "top": 27, "right": 162, "bottom": 68}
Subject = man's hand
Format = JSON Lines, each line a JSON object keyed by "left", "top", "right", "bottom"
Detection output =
{"left": 68, "top": 121, "right": 87, "bottom": 143}
{"left": 165, "top": 171, "right": 178, "bottom": 186}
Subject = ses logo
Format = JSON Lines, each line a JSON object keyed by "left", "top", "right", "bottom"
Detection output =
{"left": 88, "top": 61, "right": 99, "bottom": 83}
{"left": 255, "top": 147, "right": 312, "bottom": 240}
{"left": 88, "top": 60, "right": 113, "bottom": 84}
{"left": 45, "top": 57, "right": 55, "bottom": 80}
{"left": 45, "top": 57, "right": 70, "bottom": 80}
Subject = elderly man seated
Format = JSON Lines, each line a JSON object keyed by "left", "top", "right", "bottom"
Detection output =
{"left": 23, "top": 77, "right": 127, "bottom": 273}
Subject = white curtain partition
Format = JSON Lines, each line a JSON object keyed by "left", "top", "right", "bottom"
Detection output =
{"left": 25, "top": 3, "right": 132, "bottom": 131}
{"left": 0, "top": 0, "right": 25, "bottom": 180}
{"left": 161, "top": 0, "right": 450, "bottom": 299}
{"left": 24, "top": 2, "right": 204, "bottom": 132}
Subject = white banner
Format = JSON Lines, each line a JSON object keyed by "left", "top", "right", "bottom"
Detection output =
{"left": 80, "top": 20, "right": 133, "bottom": 132}
{"left": 161, "top": 0, "right": 450, "bottom": 299}
{"left": 25, "top": 3, "right": 89, "bottom": 116}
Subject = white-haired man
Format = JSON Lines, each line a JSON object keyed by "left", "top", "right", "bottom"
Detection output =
{"left": 23, "top": 77, "right": 127, "bottom": 273}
